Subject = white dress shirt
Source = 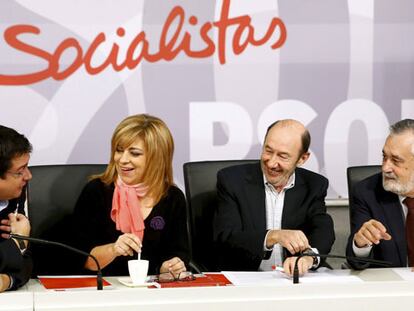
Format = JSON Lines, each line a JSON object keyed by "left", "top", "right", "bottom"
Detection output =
{"left": 259, "top": 173, "right": 295, "bottom": 271}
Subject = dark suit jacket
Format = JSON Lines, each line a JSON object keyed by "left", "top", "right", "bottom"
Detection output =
{"left": 0, "top": 239, "right": 32, "bottom": 290}
{"left": 346, "top": 173, "right": 406, "bottom": 268}
{"left": 0, "top": 191, "right": 32, "bottom": 290}
{"left": 213, "top": 163, "right": 335, "bottom": 271}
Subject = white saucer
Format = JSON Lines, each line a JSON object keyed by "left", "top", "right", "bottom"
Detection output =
{"left": 118, "top": 277, "right": 160, "bottom": 288}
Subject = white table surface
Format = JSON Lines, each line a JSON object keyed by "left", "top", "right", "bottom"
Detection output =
{"left": 0, "top": 290, "right": 32, "bottom": 311}
{"left": 12, "top": 268, "right": 411, "bottom": 311}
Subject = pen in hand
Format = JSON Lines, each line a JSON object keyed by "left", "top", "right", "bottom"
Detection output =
{"left": 272, "top": 265, "right": 285, "bottom": 273}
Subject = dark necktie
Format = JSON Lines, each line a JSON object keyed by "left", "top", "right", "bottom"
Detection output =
{"left": 404, "top": 197, "right": 414, "bottom": 267}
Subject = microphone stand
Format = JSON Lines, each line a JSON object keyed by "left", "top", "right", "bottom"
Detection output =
{"left": 293, "top": 251, "right": 392, "bottom": 284}
{"left": 10, "top": 233, "right": 103, "bottom": 290}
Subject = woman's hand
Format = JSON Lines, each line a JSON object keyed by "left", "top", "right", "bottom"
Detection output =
{"left": 88, "top": 234, "right": 141, "bottom": 271}
{"left": 112, "top": 233, "right": 141, "bottom": 257}
{"left": 160, "top": 257, "right": 186, "bottom": 277}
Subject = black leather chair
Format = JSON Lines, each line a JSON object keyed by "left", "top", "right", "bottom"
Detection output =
{"left": 183, "top": 159, "right": 258, "bottom": 272}
{"left": 28, "top": 164, "right": 106, "bottom": 275}
{"left": 343, "top": 165, "right": 382, "bottom": 269}
{"left": 347, "top": 165, "right": 382, "bottom": 208}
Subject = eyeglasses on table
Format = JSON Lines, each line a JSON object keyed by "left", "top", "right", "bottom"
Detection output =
{"left": 152, "top": 271, "right": 196, "bottom": 283}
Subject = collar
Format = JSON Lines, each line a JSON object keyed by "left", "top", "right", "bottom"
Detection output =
{"left": 0, "top": 200, "right": 9, "bottom": 212}
{"left": 400, "top": 195, "right": 414, "bottom": 205}
{"left": 263, "top": 172, "right": 296, "bottom": 192}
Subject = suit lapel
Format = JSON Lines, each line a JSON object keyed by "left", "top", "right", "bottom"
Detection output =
{"left": 244, "top": 163, "right": 266, "bottom": 231}
{"left": 378, "top": 188, "right": 407, "bottom": 266}
{"left": 282, "top": 169, "right": 305, "bottom": 228}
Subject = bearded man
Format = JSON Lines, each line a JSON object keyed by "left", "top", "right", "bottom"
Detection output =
{"left": 347, "top": 119, "right": 414, "bottom": 268}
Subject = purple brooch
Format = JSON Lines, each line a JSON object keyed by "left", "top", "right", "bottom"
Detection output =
{"left": 150, "top": 216, "right": 165, "bottom": 230}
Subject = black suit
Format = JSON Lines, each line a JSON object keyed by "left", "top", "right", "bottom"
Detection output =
{"left": 346, "top": 173, "right": 406, "bottom": 268}
{"left": 213, "top": 163, "right": 335, "bottom": 271}
{"left": 0, "top": 191, "right": 32, "bottom": 290}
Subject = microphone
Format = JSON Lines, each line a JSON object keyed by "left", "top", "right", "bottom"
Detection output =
{"left": 292, "top": 250, "right": 392, "bottom": 284}
{"left": 9, "top": 233, "right": 103, "bottom": 290}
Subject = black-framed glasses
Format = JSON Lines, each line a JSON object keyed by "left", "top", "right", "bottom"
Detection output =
{"left": 153, "top": 271, "right": 195, "bottom": 283}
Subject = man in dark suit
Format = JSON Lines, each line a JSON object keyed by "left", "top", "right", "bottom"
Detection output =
{"left": 347, "top": 119, "right": 414, "bottom": 268}
{"left": 213, "top": 119, "right": 335, "bottom": 276}
{"left": 0, "top": 125, "right": 33, "bottom": 291}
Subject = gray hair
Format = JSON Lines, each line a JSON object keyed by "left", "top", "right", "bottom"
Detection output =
{"left": 389, "top": 119, "right": 414, "bottom": 155}
{"left": 390, "top": 119, "right": 414, "bottom": 135}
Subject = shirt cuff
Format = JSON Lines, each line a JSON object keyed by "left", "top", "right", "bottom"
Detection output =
{"left": 263, "top": 230, "right": 273, "bottom": 251}
{"left": 6, "top": 275, "right": 14, "bottom": 291}
{"left": 352, "top": 239, "right": 372, "bottom": 257}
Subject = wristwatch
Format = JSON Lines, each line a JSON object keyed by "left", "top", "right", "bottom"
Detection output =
{"left": 310, "top": 254, "right": 318, "bottom": 268}
{"left": 303, "top": 247, "right": 319, "bottom": 268}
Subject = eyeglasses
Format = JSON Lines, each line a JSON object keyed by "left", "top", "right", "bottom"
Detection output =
{"left": 153, "top": 271, "right": 195, "bottom": 283}
{"left": 6, "top": 166, "right": 30, "bottom": 179}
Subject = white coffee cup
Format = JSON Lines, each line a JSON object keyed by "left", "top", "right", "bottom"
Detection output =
{"left": 128, "top": 259, "right": 149, "bottom": 285}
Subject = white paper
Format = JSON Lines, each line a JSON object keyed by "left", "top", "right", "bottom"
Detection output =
{"left": 392, "top": 268, "right": 414, "bottom": 281}
{"left": 222, "top": 269, "right": 363, "bottom": 286}
{"left": 222, "top": 271, "right": 291, "bottom": 286}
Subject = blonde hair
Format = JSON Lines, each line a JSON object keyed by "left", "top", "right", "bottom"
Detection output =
{"left": 96, "top": 114, "right": 175, "bottom": 204}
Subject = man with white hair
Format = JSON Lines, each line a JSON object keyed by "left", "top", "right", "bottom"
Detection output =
{"left": 347, "top": 119, "right": 414, "bottom": 268}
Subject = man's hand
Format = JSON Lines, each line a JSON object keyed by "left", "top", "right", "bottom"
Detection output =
{"left": 354, "top": 219, "right": 392, "bottom": 248}
{"left": 0, "top": 213, "right": 30, "bottom": 239}
{"left": 283, "top": 256, "right": 314, "bottom": 277}
{"left": 0, "top": 214, "right": 13, "bottom": 234}
{"left": 0, "top": 274, "right": 11, "bottom": 292}
{"left": 266, "top": 229, "right": 310, "bottom": 254}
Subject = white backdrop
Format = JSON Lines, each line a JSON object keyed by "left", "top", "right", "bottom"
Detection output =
{"left": 1, "top": 0, "right": 414, "bottom": 198}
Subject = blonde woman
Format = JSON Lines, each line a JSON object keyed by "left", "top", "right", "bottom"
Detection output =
{"left": 72, "top": 114, "right": 189, "bottom": 276}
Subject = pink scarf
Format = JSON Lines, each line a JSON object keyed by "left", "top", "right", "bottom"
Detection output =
{"left": 111, "top": 178, "right": 147, "bottom": 240}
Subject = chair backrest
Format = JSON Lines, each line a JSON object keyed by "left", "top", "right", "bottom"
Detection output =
{"left": 28, "top": 164, "right": 107, "bottom": 275}
{"left": 347, "top": 165, "right": 382, "bottom": 203}
{"left": 183, "top": 159, "right": 258, "bottom": 272}
{"left": 346, "top": 165, "right": 381, "bottom": 226}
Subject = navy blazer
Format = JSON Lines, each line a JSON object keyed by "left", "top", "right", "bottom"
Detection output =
{"left": 346, "top": 173, "right": 407, "bottom": 268}
{"left": 213, "top": 162, "right": 335, "bottom": 271}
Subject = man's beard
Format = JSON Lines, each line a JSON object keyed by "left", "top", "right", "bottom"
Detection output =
{"left": 383, "top": 172, "right": 414, "bottom": 195}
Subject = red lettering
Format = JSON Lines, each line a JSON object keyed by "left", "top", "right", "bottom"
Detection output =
{"left": 269, "top": 18, "right": 287, "bottom": 49}
{"left": 111, "top": 28, "right": 128, "bottom": 71}
{"left": 179, "top": 16, "right": 215, "bottom": 58}
{"left": 84, "top": 29, "right": 128, "bottom": 75}
{"left": 125, "top": 32, "right": 152, "bottom": 68}
{"left": 156, "top": 6, "right": 185, "bottom": 61}
{"left": 0, "top": 1, "right": 287, "bottom": 85}
{"left": 198, "top": 23, "right": 216, "bottom": 56}
{"left": 213, "top": 0, "right": 244, "bottom": 64}
{"left": 0, "top": 25, "right": 52, "bottom": 85}
{"left": 51, "top": 38, "right": 83, "bottom": 80}
{"left": 232, "top": 18, "right": 253, "bottom": 55}
{"left": 84, "top": 33, "right": 111, "bottom": 74}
